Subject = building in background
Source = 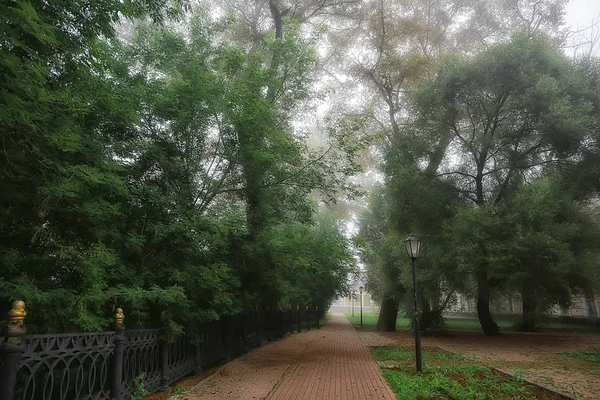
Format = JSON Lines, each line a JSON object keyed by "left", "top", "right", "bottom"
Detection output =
{"left": 329, "top": 292, "right": 379, "bottom": 314}
{"left": 447, "top": 293, "right": 600, "bottom": 318}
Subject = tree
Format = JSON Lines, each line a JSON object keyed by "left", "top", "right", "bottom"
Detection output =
{"left": 345, "top": 0, "right": 572, "bottom": 334}
{"left": 0, "top": 0, "right": 189, "bottom": 332}
{"left": 406, "top": 34, "right": 594, "bottom": 335}
{"left": 357, "top": 188, "right": 406, "bottom": 331}
{"left": 268, "top": 212, "right": 356, "bottom": 310}
{"left": 504, "top": 178, "right": 599, "bottom": 330}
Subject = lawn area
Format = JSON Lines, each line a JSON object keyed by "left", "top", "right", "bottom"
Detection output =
{"left": 344, "top": 311, "right": 513, "bottom": 331}
{"left": 562, "top": 352, "right": 600, "bottom": 363}
{"left": 371, "top": 347, "right": 564, "bottom": 400}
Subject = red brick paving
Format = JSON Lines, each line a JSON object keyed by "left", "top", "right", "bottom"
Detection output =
{"left": 187, "top": 330, "right": 313, "bottom": 399}
{"left": 267, "top": 314, "right": 395, "bottom": 400}
{"left": 186, "top": 314, "right": 395, "bottom": 400}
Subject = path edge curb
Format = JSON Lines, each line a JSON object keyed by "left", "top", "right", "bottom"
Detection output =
{"left": 491, "top": 367, "right": 577, "bottom": 400}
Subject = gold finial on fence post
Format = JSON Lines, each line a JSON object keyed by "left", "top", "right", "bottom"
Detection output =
{"left": 6, "top": 300, "right": 27, "bottom": 345}
{"left": 115, "top": 307, "right": 125, "bottom": 325}
{"left": 7, "top": 300, "right": 26, "bottom": 326}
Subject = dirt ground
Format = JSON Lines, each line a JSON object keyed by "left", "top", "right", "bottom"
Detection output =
{"left": 357, "top": 328, "right": 600, "bottom": 400}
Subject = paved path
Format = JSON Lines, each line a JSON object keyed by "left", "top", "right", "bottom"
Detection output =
{"left": 186, "top": 314, "right": 395, "bottom": 400}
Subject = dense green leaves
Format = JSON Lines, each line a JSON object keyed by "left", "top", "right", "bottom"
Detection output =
{"left": 0, "top": 3, "right": 355, "bottom": 333}
{"left": 364, "top": 32, "right": 600, "bottom": 334}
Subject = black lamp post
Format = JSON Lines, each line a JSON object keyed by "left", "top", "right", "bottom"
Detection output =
{"left": 404, "top": 235, "right": 422, "bottom": 373}
{"left": 359, "top": 286, "right": 364, "bottom": 326}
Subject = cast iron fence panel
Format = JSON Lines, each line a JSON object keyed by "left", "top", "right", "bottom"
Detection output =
{"left": 166, "top": 334, "right": 195, "bottom": 383}
{"left": 246, "top": 315, "right": 259, "bottom": 347}
{"left": 121, "top": 330, "right": 161, "bottom": 398}
{"left": 14, "top": 332, "right": 114, "bottom": 400}
{"left": 198, "top": 321, "right": 223, "bottom": 367}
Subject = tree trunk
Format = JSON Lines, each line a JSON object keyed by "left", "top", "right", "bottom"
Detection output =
{"left": 376, "top": 297, "right": 398, "bottom": 332}
{"left": 519, "top": 295, "right": 537, "bottom": 332}
{"left": 476, "top": 270, "right": 500, "bottom": 336}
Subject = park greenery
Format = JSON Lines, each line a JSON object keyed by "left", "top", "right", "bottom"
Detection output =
{"left": 354, "top": 0, "right": 600, "bottom": 334}
{"left": 2, "top": 0, "right": 600, "bottom": 337}
{"left": 372, "top": 347, "right": 553, "bottom": 400}
{"left": 0, "top": 0, "right": 358, "bottom": 333}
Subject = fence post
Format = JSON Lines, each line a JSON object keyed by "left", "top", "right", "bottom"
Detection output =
{"left": 316, "top": 306, "right": 320, "bottom": 329}
{"left": 159, "top": 338, "right": 170, "bottom": 391}
{"left": 305, "top": 306, "right": 310, "bottom": 331}
{"left": 257, "top": 307, "right": 265, "bottom": 344}
{"left": 159, "top": 312, "right": 170, "bottom": 392}
{"left": 221, "top": 317, "right": 231, "bottom": 362}
{"left": 265, "top": 307, "right": 270, "bottom": 341}
{"left": 110, "top": 308, "right": 126, "bottom": 400}
{"left": 0, "top": 300, "right": 27, "bottom": 400}
{"left": 242, "top": 314, "right": 250, "bottom": 352}
{"left": 278, "top": 307, "right": 284, "bottom": 337}
{"left": 296, "top": 305, "right": 301, "bottom": 333}
{"left": 194, "top": 341, "right": 203, "bottom": 374}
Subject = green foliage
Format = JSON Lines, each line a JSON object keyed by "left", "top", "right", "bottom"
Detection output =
{"left": 171, "top": 385, "right": 191, "bottom": 396}
{"left": 375, "top": 348, "right": 538, "bottom": 400}
{"left": 370, "top": 33, "right": 600, "bottom": 335}
{"left": 131, "top": 373, "right": 149, "bottom": 400}
{"left": 563, "top": 352, "right": 600, "bottom": 363}
{"left": 0, "top": 3, "right": 355, "bottom": 333}
{"left": 267, "top": 213, "right": 356, "bottom": 309}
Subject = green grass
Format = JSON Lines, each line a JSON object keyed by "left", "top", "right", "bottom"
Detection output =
{"left": 344, "top": 311, "right": 513, "bottom": 330}
{"left": 563, "top": 352, "right": 600, "bottom": 363}
{"left": 373, "top": 347, "right": 538, "bottom": 400}
{"left": 171, "top": 385, "right": 190, "bottom": 396}
{"left": 446, "top": 318, "right": 513, "bottom": 330}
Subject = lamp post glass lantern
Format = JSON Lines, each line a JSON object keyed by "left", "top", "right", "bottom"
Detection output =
{"left": 404, "top": 235, "right": 421, "bottom": 259}
{"left": 359, "top": 286, "right": 364, "bottom": 326}
{"left": 404, "top": 235, "right": 422, "bottom": 373}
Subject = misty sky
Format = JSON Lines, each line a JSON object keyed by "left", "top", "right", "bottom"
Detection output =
{"left": 565, "top": 0, "right": 599, "bottom": 28}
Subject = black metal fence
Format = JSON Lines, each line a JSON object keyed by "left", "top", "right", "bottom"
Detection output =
{"left": 0, "top": 303, "right": 321, "bottom": 400}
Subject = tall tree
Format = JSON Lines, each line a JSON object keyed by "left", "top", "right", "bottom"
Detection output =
{"left": 405, "top": 34, "right": 593, "bottom": 335}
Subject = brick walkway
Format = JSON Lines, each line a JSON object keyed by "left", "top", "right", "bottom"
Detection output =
{"left": 186, "top": 314, "right": 395, "bottom": 400}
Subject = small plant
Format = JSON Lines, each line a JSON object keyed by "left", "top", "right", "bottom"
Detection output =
{"left": 172, "top": 385, "right": 191, "bottom": 396}
{"left": 513, "top": 368, "right": 527, "bottom": 380}
{"left": 131, "top": 373, "right": 149, "bottom": 400}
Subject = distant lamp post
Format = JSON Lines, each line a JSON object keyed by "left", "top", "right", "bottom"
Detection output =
{"left": 404, "top": 235, "right": 422, "bottom": 373}
{"left": 351, "top": 290, "right": 355, "bottom": 317}
{"left": 359, "top": 286, "right": 364, "bottom": 326}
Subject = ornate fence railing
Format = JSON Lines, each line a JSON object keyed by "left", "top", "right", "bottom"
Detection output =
{"left": 0, "top": 302, "right": 322, "bottom": 400}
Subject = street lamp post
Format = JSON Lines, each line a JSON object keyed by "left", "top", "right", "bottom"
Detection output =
{"left": 359, "top": 286, "right": 364, "bottom": 326}
{"left": 351, "top": 290, "right": 355, "bottom": 317}
{"left": 404, "top": 235, "right": 422, "bottom": 373}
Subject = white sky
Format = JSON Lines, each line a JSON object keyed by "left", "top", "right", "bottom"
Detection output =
{"left": 565, "top": 0, "right": 600, "bottom": 28}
